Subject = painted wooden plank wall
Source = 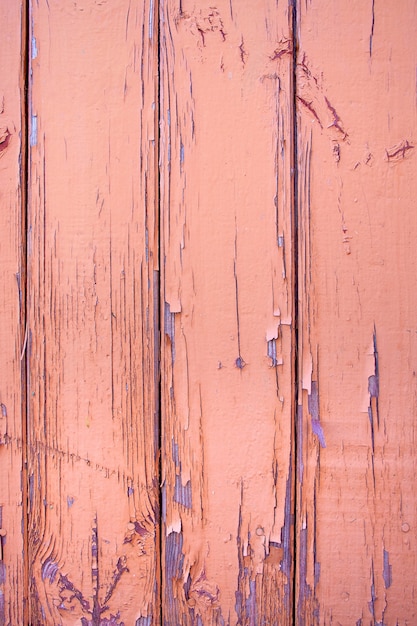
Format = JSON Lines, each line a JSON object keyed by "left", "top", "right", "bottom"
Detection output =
{"left": 159, "top": 0, "right": 295, "bottom": 623}
{"left": 296, "top": 1, "right": 417, "bottom": 624}
{"left": 0, "top": 3, "right": 26, "bottom": 624}
{"left": 0, "top": 1, "right": 417, "bottom": 624}
{"left": 27, "top": 1, "right": 159, "bottom": 623}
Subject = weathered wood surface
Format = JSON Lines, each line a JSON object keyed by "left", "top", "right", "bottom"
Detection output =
{"left": 0, "top": 1, "right": 417, "bottom": 624}
{"left": 0, "top": 2, "right": 26, "bottom": 624}
{"left": 27, "top": 1, "right": 159, "bottom": 623}
{"left": 296, "top": 1, "right": 417, "bottom": 623}
{"left": 159, "top": 1, "right": 295, "bottom": 623}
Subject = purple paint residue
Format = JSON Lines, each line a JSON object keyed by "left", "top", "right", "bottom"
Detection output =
{"left": 174, "top": 475, "right": 192, "bottom": 509}
{"left": 41, "top": 558, "right": 59, "bottom": 584}
{"left": 368, "top": 374, "right": 379, "bottom": 398}
{"left": 297, "top": 405, "right": 304, "bottom": 484}
{"left": 171, "top": 439, "right": 180, "bottom": 468}
{"left": 314, "top": 561, "right": 321, "bottom": 586}
{"left": 164, "top": 302, "right": 176, "bottom": 363}
{"left": 245, "top": 579, "right": 257, "bottom": 626}
{"left": 383, "top": 549, "right": 392, "bottom": 588}
{"left": 308, "top": 382, "right": 319, "bottom": 420}
{"left": 311, "top": 418, "right": 326, "bottom": 448}
{"left": 298, "top": 526, "right": 312, "bottom": 620}
{"left": 235, "top": 356, "right": 246, "bottom": 369}
{"left": 81, "top": 616, "right": 124, "bottom": 626}
{"left": 0, "top": 563, "right": 6, "bottom": 585}
{"left": 267, "top": 339, "right": 278, "bottom": 367}
{"left": 164, "top": 531, "right": 185, "bottom": 626}
{"left": 308, "top": 382, "right": 326, "bottom": 447}
{"left": 134, "top": 522, "right": 148, "bottom": 537}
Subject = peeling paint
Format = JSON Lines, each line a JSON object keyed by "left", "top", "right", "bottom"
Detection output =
{"left": 383, "top": 549, "right": 392, "bottom": 589}
{"left": 308, "top": 382, "right": 326, "bottom": 448}
{"left": 30, "top": 114, "right": 37, "bottom": 146}
{"left": 173, "top": 475, "right": 192, "bottom": 509}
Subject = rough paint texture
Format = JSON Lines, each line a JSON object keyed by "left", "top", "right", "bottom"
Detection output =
{"left": 159, "top": 1, "right": 295, "bottom": 623}
{"left": 0, "top": 3, "right": 26, "bottom": 624}
{"left": 27, "top": 1, "right": 159, "bottom": 623}
{"left": 1, "top": 1, "right": 417, "bottom": 624}
{"left": 296, "top": 1, "right": 417, "bottom": 623}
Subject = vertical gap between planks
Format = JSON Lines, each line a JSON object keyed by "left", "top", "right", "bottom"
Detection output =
{"left": 155, "top": 0, "right": 163, "bottom": 623}
{"left": 291, "top": 1, "right": 300, "bottom": 625}
{"left": 21, "top": 1, "right": 30, "bottom": 622}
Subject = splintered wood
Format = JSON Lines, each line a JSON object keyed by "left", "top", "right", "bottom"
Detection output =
{"left": 159, "top": 1, "right": 295, "bottom": 623}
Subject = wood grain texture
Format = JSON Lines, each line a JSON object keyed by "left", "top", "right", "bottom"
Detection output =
{"left": 27, "top": 1, "right": 159, "bottom": 623}
{"left": 0, "top": 3, "right": 26, "bottom": 624}
{"left": 295, "top": 1, "right": 417, "bottom": 623}
{"left": 159, "top": 1, "right": 295, "bottom": 623}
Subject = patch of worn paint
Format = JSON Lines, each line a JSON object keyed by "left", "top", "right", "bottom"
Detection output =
{"left": 172, "top": 439, "right": 180, "bottom": 468}
{"left": 281, "top": 468, "right": 293, "bottom": 610}
{"left": 174, "top": 475, "right": 192, "bottom": 509}
{"left": 32, "top": 36, "right": 38, "bottom": 59}
{"left": 308, "top": 381, "right": 326, "bottom": 448}
{"left": 30, "top": 114, "right": 38, "bottom": 146}
{"left": 41, "top": 558, "right": 59, "bottom": 584}
{"left": 368, "top": 561, "right": 376, "bottom": 619}
{"left": 0, "top": 563, "right": 5, "bottom": 585}
{"left": 368, "top": 328, "right": 379, "bottom": 472}
{"left": 164, "top": 302, "right": 176, "bottom": 363}
{"left": 368, "top": 374, "right": 379, "bottom": 398}
{"left": 136, "top": 617, "right": 152, "bottom": 626}
{"left": 235, "top": 494, "right": 249, "bottom": 624}
{"left": 386, "top": 139, "right": 414, "bottom": 161}
{"left": 383, "top": 549, "right": 392, "bottom": 588}
{"left": 67, "top": 496, "right": 75, "bottom": 508}
{"left": 297, "top": 526, "right": 311, "bottom": 617}
{"left": 297, "top": 404, "right": 304, "bottom": 485}
{"left": 314, "top": 561, "right": 321, "bottom": 586}
{"left": 149, "top": 0, "right": 154, "bottom": 39}
{"left": 245, "top": 579, "right": 257, "bottom": 625}
{"left": 164, "top": 531, "right": 185, "bottom": 626}
{"left": 0, "top": 404, "right": 6, "bottom": 417}
{"left": 161, "top": 483, "right": 167, "bottom": 523}
{"left": 267, "top": 338, "right": 278, "bottom": 366}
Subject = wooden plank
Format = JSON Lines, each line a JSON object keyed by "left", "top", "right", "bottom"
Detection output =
{"left": 159, "top": 1, "right": 295, "bottom": 623}
{"left": 27, "top": 1, "right": 159, "bottom": 623}
{"left": 296, "top": 1, "right": 417, "bottom": 623}
{"left": 0, "top": 3, "right": 26, "bottom": 624}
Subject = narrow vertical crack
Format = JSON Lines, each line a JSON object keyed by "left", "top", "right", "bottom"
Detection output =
{"left": 154, "top": 1, "right": 163, "bottom": 625}
{"left": 290, "top": 1, "right": 300, "bottom": 625}
{"left": 21, "top": 1, "right": 30, "bottom": 623}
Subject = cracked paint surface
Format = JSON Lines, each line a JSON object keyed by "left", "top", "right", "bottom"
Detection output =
{"left": 160, "top": 0, "right": 295, "bottom": 623}
{"left": 1, "top": 1, "right": 417, "bottom": 624}
{"left": 27, "top": 1, "right": 159, "bottom": 623}
{"left": 296, "top": 0, "right": 417, "bottom": 623}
